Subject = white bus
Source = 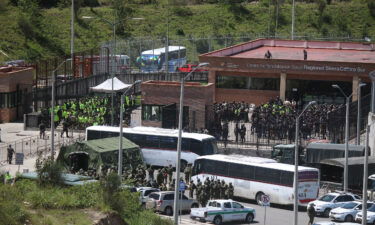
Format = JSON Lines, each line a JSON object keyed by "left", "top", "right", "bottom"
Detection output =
{"left": 137, "top": 46, "right": 186, "bottom": 73}
{"left": 191, "top": 154, "right": 320, "bottom": 206}
{"left": 85, "top": 126, "right": 218, "bottom": 169}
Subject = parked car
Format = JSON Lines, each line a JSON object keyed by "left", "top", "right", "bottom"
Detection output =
{"left": 308, "top": 192, "right": 360, "bottom": 217}
{"left": 329, "top": 201, "right": 372, "bottom": 222}
{"left": 177, "top": 64, "right": 208, "bottom": 73}
{"left": 355, "top": 203, "right": 375, "bottom": 224}
{"left": 136, "top": 187, "right": 160, "bottom": 205}
{"left": 190, "top": 199, "right": 255, "bottom": 225}
{"left": 145, "top": 191, "right": 199, "bottom": 216}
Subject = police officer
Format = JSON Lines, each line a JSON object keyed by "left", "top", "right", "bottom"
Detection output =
{"left": 39, "top": 121, "right": 46, "bottom": 139}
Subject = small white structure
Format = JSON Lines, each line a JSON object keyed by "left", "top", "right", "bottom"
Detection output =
{"left": 90, "top": 77, "right": 130, "bottom": 93}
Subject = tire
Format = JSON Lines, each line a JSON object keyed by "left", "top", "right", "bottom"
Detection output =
{"left": 213, "top": 216, "right": 222, "bottom": 225}
{"left": 165, "top": 206, "right": 173, "bottom": 216}
{"left": 323, "top": 208, "right": 331, "bottom": 217}
{"left": 256, "top": 192, "right": 265, "bottom": 206}
{"left": 344, "top": 214, "right": 353, "bottom": 222}
{"left": 245, "top": 213, "right": 254, "bottom": 223}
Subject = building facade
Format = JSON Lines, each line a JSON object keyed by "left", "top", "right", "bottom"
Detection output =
{"left": 0, "top": 66, "right": 34, "bottom": 122}
{"left": 141, "top": 81, "right": 214, "bottom": 131}
{"left": 199, "top": 39, "right": 375, "bottom": 105}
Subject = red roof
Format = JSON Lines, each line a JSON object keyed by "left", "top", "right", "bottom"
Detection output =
{"left": 202, "top": 39, "right": 375, "bottom": 64}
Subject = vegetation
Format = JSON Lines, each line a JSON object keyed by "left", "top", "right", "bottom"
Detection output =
{"left": 0, "top": 0, "right": 374, "bottom": 62}
{"left": 0, "top": 178, "right": 173, "bottom": 225}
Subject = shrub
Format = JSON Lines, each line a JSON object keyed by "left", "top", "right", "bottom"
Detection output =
{"left": 35, "top": 153, "right": 63, "bottom": 186}
{"left": 127, "top": 210, "right": 173, "bottom": 225}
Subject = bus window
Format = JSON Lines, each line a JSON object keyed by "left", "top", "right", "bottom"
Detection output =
{"left": 228, "top": 162, "right": 253, "bottom": 179}
{"left": 280, "top": 171, "right": 294, "bottom": 186}
{"left": 192, "top": 159, "right": 204, "bottom": 175}
{"left": 87, "top": 130, "right": 101, "bottom": 140}
{"left": 159, "top": 136, "right": 177, "bottom": 149}
{"left": 144, "top": 135, "right": 160, "bottom": 148}
{"left": 203, "top": 138, "right": 218, "bottom": 155}
{"left": 255, "top": 168, "right": 281, "bottom": 184}
{"left": 182, "top": 139, "right": 190, "bottom": 151}
{"left": 191, "top": 139, "right": 203, "bottom": 155}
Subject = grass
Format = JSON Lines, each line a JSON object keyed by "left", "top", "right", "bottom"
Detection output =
{"left": 0, "top": 1, "right": 374, "bottom": 62}
{"left": 0, "top": 179, "right": 173, "bottom": 225}
{"left": 28, "top": 209, "right": 93, "bottom": 225}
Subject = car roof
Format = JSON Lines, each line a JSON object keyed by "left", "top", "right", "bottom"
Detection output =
{"left": 208, "top": 199, "right": 235, "bottom": 203}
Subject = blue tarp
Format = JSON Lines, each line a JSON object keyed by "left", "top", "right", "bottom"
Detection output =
{"left": 19, "top": 172, "right": 98, "bottom": 186}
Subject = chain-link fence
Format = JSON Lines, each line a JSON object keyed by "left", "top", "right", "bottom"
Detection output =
{"left": 0, "top": 130, "right": 85, "bottom": 165}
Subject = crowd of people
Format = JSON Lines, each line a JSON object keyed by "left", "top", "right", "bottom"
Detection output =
{"left": 40, "top": 95, "right": 141, "bottom": 132}
{"left": 207, "top": 98, "right": 344, "bottom": 143}
{"left": 71, "top": 163, "right": 234, "bottom": 207}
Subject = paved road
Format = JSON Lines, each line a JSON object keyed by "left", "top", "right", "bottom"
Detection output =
{"left": 161, "top": 199, "right": 352, "bottom": 225}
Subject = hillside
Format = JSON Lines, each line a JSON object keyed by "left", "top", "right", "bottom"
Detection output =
{"left": 0, "top": 0, "right": 374, "bottom": 62}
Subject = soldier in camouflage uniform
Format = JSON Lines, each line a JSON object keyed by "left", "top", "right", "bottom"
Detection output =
{"left": 184, "top": 164, "right": 192, "bottom": 184}
{"left": 220, "top": 180, "right": 226, "bottom": 199}
{"left": 156, "top": 169, "right": 164, "bottom": 187}
{"left": 167, "top": 165, "right": 173, "bottom": 184}
{"left": 228, "top": 182, "right": 234, "bottom": 199}
{"left": 189, "top": 181, "right": 196, "bottom": 198}
{"left": 224, "top": 184, "right": 230, "bottom": 199}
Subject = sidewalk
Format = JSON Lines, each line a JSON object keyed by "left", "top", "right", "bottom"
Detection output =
{"left": 0, "top": 123, "right": 84, "bottom": 176}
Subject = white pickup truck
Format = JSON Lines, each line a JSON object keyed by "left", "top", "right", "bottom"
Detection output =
{"left": 190, "top": 200, "right": 256, "bottom": 225}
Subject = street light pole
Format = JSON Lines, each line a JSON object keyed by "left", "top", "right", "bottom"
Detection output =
{"left": 291, "top": 0, "right": 296, "bottom": 40}
{"left": 173, "top": 62, "right": 209, "bottom": 225}
{"left": 293, "top": 101, "right": 316, "bottom": 225}
{"left": 118, "top": 80, "right": 142, "bottom": 176}
{"left": 357, "top": 83, "right": 366, "bottom": 145}
{"left": 362, "top": 125, "right": 371, "bottom": 225}
{"left": 51, "top": 59, "right": 71, "bottom": 160}
{"left": 71, "top": 0, "right": 74, "bottom": 69}
{"left": 332, "top": 84, "right": 353, "bottom": 193}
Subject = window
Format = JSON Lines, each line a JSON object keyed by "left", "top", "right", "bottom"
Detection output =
{"left": 255, "top": 167, "right": 281, "bottom": 184}
{"left": 142, "top": 105, "right": 162, "bottom": 121}
{"left": 228, "top": 163, "right": 253, "bottom": 180}
{"left": 0, "top": 91, "right": 21, "bottom": 109}
{"left": 149, "top": 193, "right": 160, "bottom": 200}
{"left": 159, "top": 136, "right": 177, "bottom": 149}
{"left": 224, "top": 202, "right": 231, "bottom": 208}
{"left": 190, "top": 139, "right": 203, "bottom": 155}
{"left": 216, "top": 75, "right": 279, "bottom": 91}
{"left": 124, "top": 134, "right": 145, "bottom": 146}
{"left": 335, "top": 196, "right": 348, "bottom": 202}
{"left": 280, "top": 171, "right": 294, "bottom": 186}
{"left": 232, "top": 202, "right": 243, "bottom": 209}
{"left": 163, "top": 194, "right": 174, "bottom": 200}
{"left": 87, "top": 130, "right": 101, "bottom": 140}
{"left": 144, "top": 135, "right": 160, "bottom": 148}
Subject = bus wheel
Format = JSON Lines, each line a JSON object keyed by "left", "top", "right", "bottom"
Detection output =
{"left": 213, "top": 216, "right": 222, "bottom": 225}
{"left": 180, "top": 160, "right": 187, "bottom": 172}
{"left": 256, "top": 192, "right": 265, "bottom": 205}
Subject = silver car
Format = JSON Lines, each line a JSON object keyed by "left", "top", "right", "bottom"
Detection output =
{"left": 136, "top": 187, "right": 160, "bottom": 205}
{"left": 145, "top": 191, "right": 199, "bottom": 216}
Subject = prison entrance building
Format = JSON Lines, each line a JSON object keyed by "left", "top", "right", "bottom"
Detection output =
{"left": 140, "top": 81, "right": 214, "bottom": 131}
{"left": 199, "top": 39, "right": 375, "bottom": 105}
